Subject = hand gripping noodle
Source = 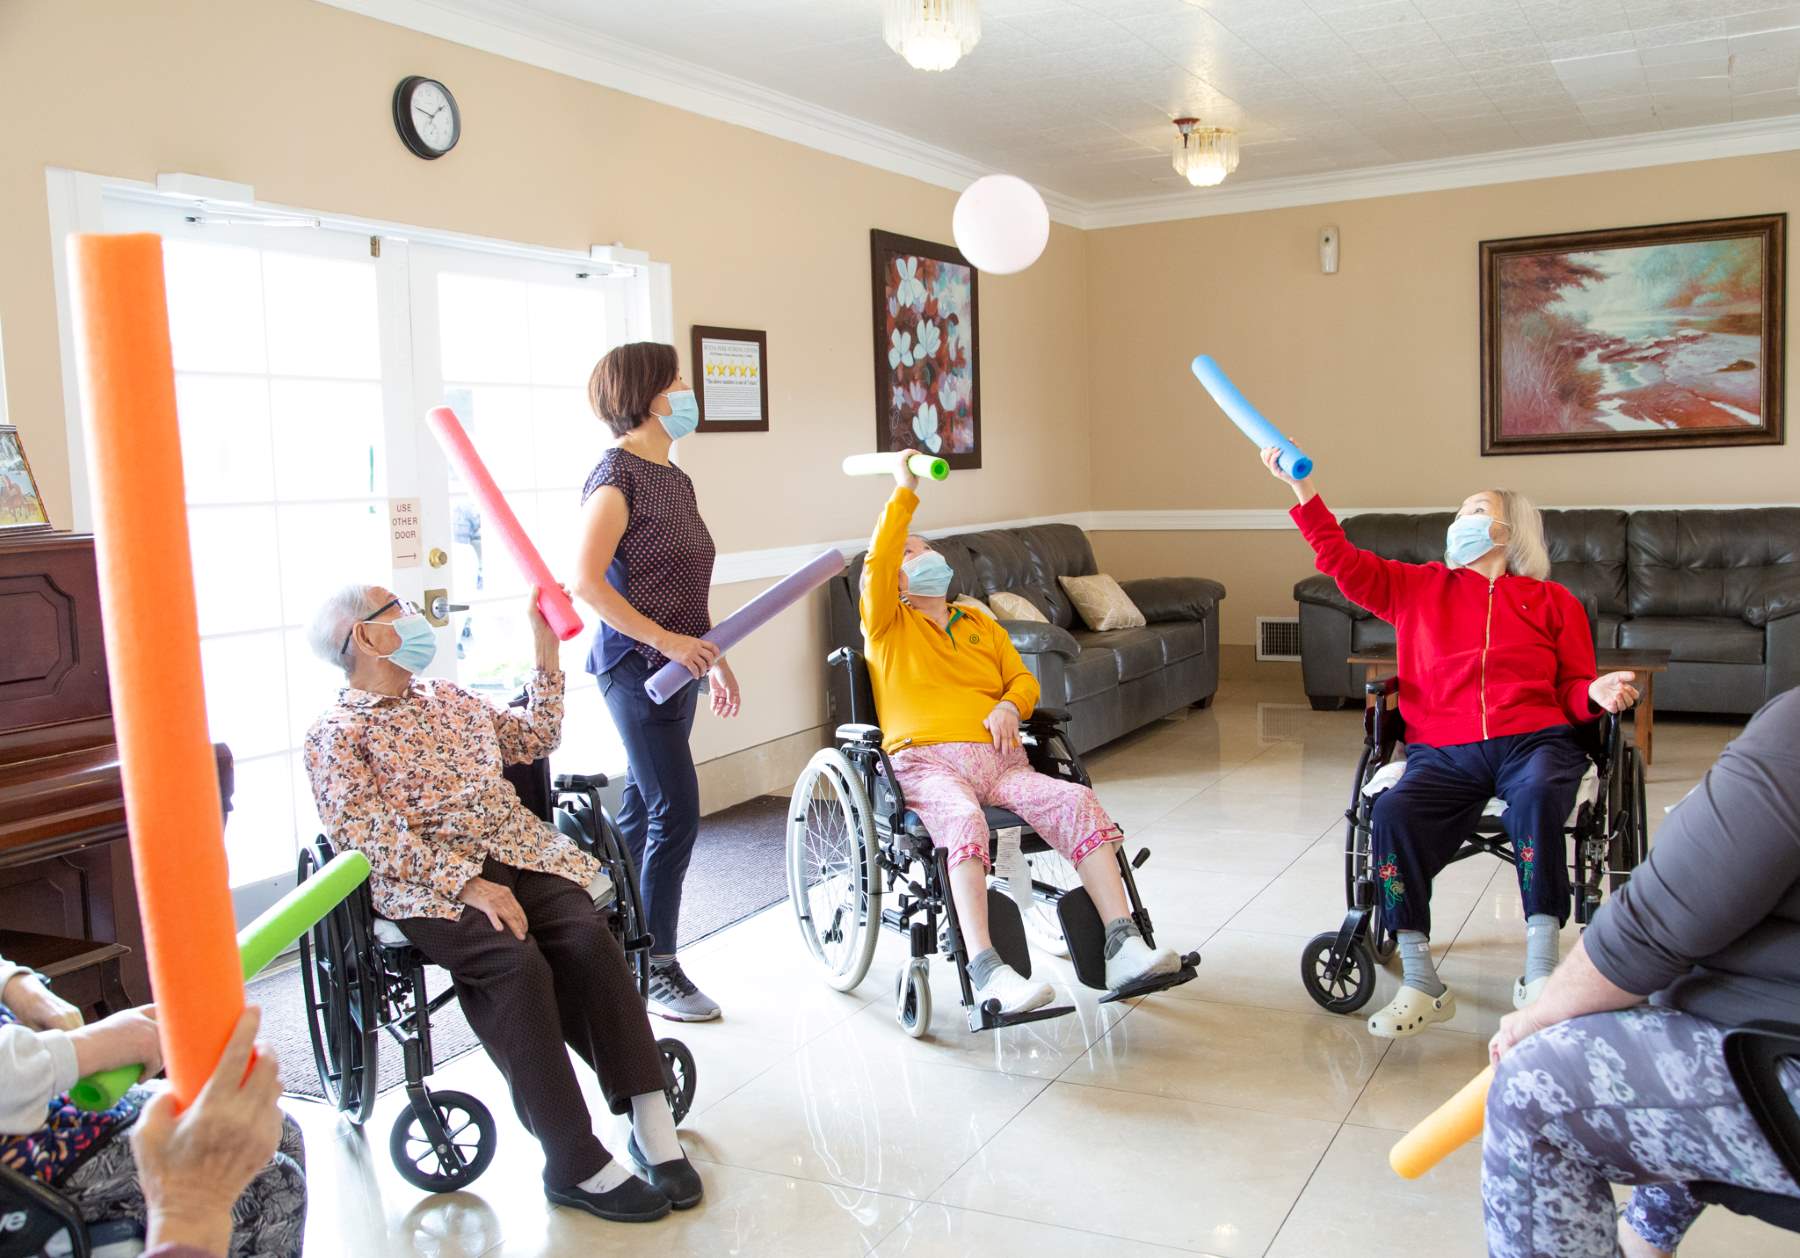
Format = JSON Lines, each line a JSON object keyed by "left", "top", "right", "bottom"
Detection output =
{"left": 841, "top": 452, "right": 949, "bottom": 481}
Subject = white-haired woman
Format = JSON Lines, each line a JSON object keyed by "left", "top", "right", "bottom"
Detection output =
{"left": 1263, "top": 449, "right": 1639, "bottom": 1040}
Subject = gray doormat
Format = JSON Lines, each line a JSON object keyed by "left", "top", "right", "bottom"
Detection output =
{"left": 260, "top": 794, "right": 792, "bottom": 1102}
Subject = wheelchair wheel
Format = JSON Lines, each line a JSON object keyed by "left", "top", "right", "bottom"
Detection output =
{"left": 788, "top": 749, "right": 881, "bottom": 992}
{"left": 296, "top": 846, "right": 379, "bottom": 1126}
{"left": 1299, "top": 932, "right": 1377, "bottom": 1014}
{"left": 895, "top": 958, "right": 931, "bottom": 1038}
{"left": 389, "top": 1089, "right": 496, "bottom": 1192}
{"left": 1608, "top": 745, "right": 1648, "bottom": 894}
{"left": 659, "top": 1037, "right": 697, "bottom": 1126}
{"left": 1021, "top": 849, "right": 1078, "bottom": 958}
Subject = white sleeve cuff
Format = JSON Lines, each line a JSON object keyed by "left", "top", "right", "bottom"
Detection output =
{"left": 40, "top": 1029, "right": 80, "bottom": 1097}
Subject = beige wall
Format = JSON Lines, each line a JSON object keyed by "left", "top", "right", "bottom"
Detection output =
{"left": 0, "top": 0, "right": 1089, "bottom": 789}
{"left": 1086, "top": 151, "right": 1800, "bottom": 643}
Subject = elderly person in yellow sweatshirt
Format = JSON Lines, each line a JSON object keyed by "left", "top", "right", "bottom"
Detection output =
{"left": 861, "top": 451, "right": 1180, "bottom": 1014}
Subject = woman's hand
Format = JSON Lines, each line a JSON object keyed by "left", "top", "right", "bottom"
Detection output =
{"left": 660, "top": 632, "right": 721, "bottom": 680}
{"left": 69, "top": 1006, "right": 163, "bottom": 1080}
{"left": 526, "top": 585, "right": 567, "bottom": 667}
{"left": 1260, "top": 446, "right": 1317, "bottom": 504}
{"left": 459, "top": 876, "right": 528, "bottom": 940}
{"left": 135, "top": 1006, "right": 283, "bottom": 1258}
{"left": 1489, "top": 1005, "right": 1552, "bottom": 1065}
{"left": 894, "top": 447, "right": 922, "bottom": 491}
{"left": 709, "top": 659, "right": 741, "bottom": 719}
{"left": 2, "top": 971, "right": 83, "bottom": 1032}
{"left": 1589, "top": 671, "right": 1640, "bottom": 713}
{"left": 983, "top": 701, "right": 1022, "bottom": 751}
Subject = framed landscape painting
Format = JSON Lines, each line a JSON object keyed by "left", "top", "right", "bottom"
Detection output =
{"left": 1480, "top": 214, "right": 1785, "bottom": 457}
{"left": 871, "top": 229, "right": 981, "bottom": 470}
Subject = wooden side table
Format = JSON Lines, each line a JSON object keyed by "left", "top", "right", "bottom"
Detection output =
{"left": 1345, "top": 647, "right": 1672, "bottom": 765}
{"left": 0, "top": 929, "right": 134, "bottom": 1019}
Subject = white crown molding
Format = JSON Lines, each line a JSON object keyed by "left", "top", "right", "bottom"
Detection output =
{"left": 313, "top": 0, "right": 1087, "bottom": 226}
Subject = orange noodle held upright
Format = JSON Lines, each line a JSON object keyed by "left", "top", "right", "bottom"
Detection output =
{"left": 68, "top": 233, "right": 244, "bottom": 1107}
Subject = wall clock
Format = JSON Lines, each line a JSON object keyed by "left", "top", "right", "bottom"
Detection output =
{"left": 393, "top": 75, "right": 460, "bottom": 159}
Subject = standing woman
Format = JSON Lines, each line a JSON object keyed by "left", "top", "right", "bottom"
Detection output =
{"left": 574, "top": 342, "right": 740, "bottom": 1022}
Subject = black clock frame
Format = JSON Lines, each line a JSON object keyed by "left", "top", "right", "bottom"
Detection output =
{"left": 392, "top": 75, "right": 460, "bottom": 160}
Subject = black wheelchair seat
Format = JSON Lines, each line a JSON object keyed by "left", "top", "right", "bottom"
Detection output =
{"left": 900, "top": 804, "right": 1052, "bottom": 854}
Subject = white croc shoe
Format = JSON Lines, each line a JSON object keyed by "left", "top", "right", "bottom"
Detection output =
{"left": 972, "top": 962, "right": 1055, "bottom": 1016}
{"left": 1368, "top": 985, "right": 1457, "bottom": 1039}
{"left": 1105, "top": 935, "right": 1180, "bottom": 991}
{"left": 1513, "top": 975, "right": 1550, "bottom": 1009}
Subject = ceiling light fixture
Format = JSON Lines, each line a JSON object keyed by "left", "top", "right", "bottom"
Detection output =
{"left": 1172, "top": 117, "right": 1240, "bottom": 188}
{"left": 883, "top": 0, "right": 981, "bottom": 72}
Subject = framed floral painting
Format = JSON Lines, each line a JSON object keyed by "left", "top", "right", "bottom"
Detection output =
{"left": 870, "top": 229, "right": 981, "bottom": 470}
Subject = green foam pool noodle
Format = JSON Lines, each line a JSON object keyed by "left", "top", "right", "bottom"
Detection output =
{"left": 68, "top": 851, "right": 371, "bottom": 1112}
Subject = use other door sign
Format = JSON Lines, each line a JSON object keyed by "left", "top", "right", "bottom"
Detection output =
{"left": 390, "top": 498, "right": 422, "bottom": 569}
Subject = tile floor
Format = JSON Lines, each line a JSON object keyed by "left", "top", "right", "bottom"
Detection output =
{"left": 287, "top": 674, "right": 1785, "bottom": 1256}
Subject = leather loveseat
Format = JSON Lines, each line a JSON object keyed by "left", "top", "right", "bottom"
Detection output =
{"left": 1295, "top": 507, "right": 1800, "bottom": 716}
{"left": 827, "top": 522, "right": 1225, "bottom": 753}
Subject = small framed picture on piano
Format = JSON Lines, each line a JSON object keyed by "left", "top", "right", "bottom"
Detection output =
{"left": 0, "top": 427, "right": 51, "bottom": 534}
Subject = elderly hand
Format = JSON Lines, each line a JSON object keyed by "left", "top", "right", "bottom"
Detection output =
{"left": 983, "top": 701, "right": 1022, "bottom": 752}
{"left": 1589, "top": 671, "right": 1640, "bottom": 714}
{"left": 527, "top": 585, "right": 566, "bottom": 666}
{"left": 894, "top": 447, "right": 922, "bottom": 492}
{"left": 1260, "top": 445, "right": 1316, "bottom": 504}
{"left": 135, "top": 1006, "right": 283, "bottom": 1257}
{"left": 460, "top": 875, "right": 528, "bottom": 940}
{"left": 1489, "top": 1004, "right": 1552, "bottom": 1065}
{"left": 2, "top": 971, "right": 83, "bottom": 1032}
{"left": 70, "top": 1006, "right": 163, "bottom": 1080}
{"left": 709, "top": 659, "right": 741, "bottom": 719}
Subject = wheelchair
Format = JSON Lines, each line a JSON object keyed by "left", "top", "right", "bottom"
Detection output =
{"left": 295, "top": 759, "right": 696, "bottom": 1192}
{"left": 1299, "top": 673, "right": 1648, "bottom": 1015}
{"left": 785, "top": 646, "right": 1198, "bottom": 1037}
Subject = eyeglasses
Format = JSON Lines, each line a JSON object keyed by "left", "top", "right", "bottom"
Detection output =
{"left": 341, "top": 598, "right": 420, "bottom": 655}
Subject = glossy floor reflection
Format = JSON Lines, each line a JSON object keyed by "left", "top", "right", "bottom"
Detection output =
{"left": 287, "top": 676, "right": 1781, "bottom": 1255}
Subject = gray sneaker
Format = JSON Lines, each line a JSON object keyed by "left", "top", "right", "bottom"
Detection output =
{"left": 647, "top": 959, "right": 720, "bottom": 1022}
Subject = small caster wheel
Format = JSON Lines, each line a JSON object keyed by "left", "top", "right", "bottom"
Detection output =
{"left": 895, "top": 959, "right": 931, "bottom": 1038}
{"left": 1299, "top": 931, "right": 1377, "bottom": 1015}
{"left": 658, "top": 1037, "right": 697, "bottom": 1125}
{"left": 389, "top": 1089, "right": 496, "bottom": 1191}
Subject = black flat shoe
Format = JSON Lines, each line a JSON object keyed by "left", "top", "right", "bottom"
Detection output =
{"left": 628, "top": 1132, "right": 705, "bottom": 1210}
{"left": 546, "top": 1170, "right": 671, "bottom": 1222}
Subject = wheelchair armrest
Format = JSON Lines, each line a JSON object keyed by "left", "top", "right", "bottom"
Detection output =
{"left": 835, "top": 723, "right": 884, "bottom": 745}
{"left": 1365, "top": 675, "right": 1399, "bottom": 698}
{"left": 554, "top": 772, "right": 609, "bottom": 791}
{"left": 1026, "top": 705, "right": 1071, "bottom": 727}
{"left": 1723, "top": 1021, "right": 1800, "bottom": 1180}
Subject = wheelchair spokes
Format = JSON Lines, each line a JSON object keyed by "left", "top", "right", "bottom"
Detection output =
{"left": 787, "top": 749, "right": 881, "bottom": 992}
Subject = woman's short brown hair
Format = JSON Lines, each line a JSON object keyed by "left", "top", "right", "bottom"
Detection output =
{"left": 588, "top": 342, "right": 679, "bottom": 438}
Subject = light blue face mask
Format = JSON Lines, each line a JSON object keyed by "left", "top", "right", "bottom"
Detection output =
{"left": 382, "top": 613, "right": 438, "bottom": 674}
{"left": 901, "top": 550, "right": 953, "bottom": 598}
{"left": 1446, "top": 514, "right": 1504, "bottom": 567}
{"left": 658, "top": 389, "right": 700, "bottom": 441}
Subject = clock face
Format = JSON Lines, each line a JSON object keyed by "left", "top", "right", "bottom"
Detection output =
{"left": 408, "top": 80, "right": 456, "bottom": 153}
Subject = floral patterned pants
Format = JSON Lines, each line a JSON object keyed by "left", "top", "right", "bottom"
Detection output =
{"left": 890, "top": 742, "right": 1121, "bottom": 872}
{"left": 1482, "top": 1006, "right": 1800, "bottom": 1257}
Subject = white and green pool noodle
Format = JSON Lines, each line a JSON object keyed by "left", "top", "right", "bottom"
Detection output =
{"left": 841, "top": 452, "right": 949, "bottom": 481}
{"left": 68, "top": 851, "right": 371, "bottom": 1112}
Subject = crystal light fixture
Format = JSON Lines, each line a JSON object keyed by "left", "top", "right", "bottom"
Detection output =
{"left": 1171, "top": 117, "right": 1240, "bottom": 188}
{"left": 883, "top": 0, "right": 981, "bottom": 72}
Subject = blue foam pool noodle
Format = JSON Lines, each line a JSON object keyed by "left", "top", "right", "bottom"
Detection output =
{"left": 1190, "top": 355, "right": 1313, "bottom": 480}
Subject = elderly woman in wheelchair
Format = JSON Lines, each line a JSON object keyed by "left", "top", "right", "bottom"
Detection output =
{"left": 301, "top": 583, "right": 700, "bottom": 1224}
{"left": 787, "top": 452, "right": 1196, "bottom": 1033}
{"left": 1264, "top": 448, "right": 1641, "bottom": 1040}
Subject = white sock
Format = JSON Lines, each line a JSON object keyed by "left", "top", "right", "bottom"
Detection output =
{"left": 576, "top": 1159, "right": 634, "bottom": 1195}
{"left": 630, "top": 1091, "right": 684, "bottom": 1165}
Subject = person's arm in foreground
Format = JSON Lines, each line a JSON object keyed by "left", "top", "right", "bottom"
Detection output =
{"left": 859, "top": 450, "right": 922, "bottom": 640}
{"left": 572, "top": 482, "right": 719, "bottom": 680}
{"left": 0, "top": 1005, "right": 163, "bottom": 1135}
{"left": 983, "top": 622, "right": 1040, "bottom": 750}
{"left": 1260, "top": 446, "right": 1418, "bottom": 621}
{"left": 135, "top": 1007, "right": 283, "bottom": 1258}
{"left": 487, "top": 587, "right": 568, "bottom": 764}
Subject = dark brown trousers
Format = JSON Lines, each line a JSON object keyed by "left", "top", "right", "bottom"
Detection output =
{"left": 397, "top": 859, "right": 666, "bottom": 1188}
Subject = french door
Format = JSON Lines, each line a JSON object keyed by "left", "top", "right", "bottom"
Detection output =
{"left": 94, "top": 197, "right": 643, "bottom": 921}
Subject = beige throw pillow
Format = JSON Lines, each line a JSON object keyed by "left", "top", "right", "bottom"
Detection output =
{"left": 1059, "top": 574, "right": 1147, "bottom": 631}
{"left": 953, "top": 595, "right": 994, "bottom": 619}
{"left": 988, "top": 591, "right": 1048, "bottom": 623}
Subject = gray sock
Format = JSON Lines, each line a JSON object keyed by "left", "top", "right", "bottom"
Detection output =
{"left": 1103, "top": 916, "right": 1140, "bottom": 960}
{"left": 968, "top": 947, "right": 1003, "bottom": 988}
{"left": 1525, "top": 914, "right": 1559, "bottom": 985}
{"left": 1398, "top": 930, "right": 1446, "bottom": 997}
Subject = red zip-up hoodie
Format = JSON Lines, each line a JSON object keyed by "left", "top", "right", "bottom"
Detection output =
{"left": 1293, "top": 495, "right": 1600, "bottom": 748}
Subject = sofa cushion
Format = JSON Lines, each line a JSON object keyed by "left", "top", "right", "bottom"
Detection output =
{"left": 1617, "top": 616, "right": 1765, "bottom": 665}
{"left": 1059, "top": 574, "right": 1146, "bottom": 631}
{"left": 1295, "top": 573, "right": 1370, "bottom": 620}
{"left": 1150, "top": 620, "right": 1208, "bottom": 665}
{"left": 1628, "top": 509, "right": 1800, "bottom": 618}
{"left": 1544, "top": 509, "right": 1629, "bottom": 616}
{"left": 1062, "top": 647, "right": 1118, "bottom": 703}
{"left": 1121, "top": 576, "right": 1224, "bottom": 622}
{"left": 1351, "top": 618, "right": 1396, "bottom": 653}
{"left": 989, "top": 590, "right": 1048, "bottom": 622}
{"left": 1071, "top": 628, "right": 1164, "bottom": 681}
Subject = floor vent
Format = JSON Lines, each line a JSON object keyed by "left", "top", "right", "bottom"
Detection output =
{"left": 1257, "top": 616, "right": 1302, "bottom": 661}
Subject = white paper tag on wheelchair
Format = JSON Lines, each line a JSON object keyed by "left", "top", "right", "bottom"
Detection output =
{"left": 991, "top": 826, "right": 1035, "bottom": 925}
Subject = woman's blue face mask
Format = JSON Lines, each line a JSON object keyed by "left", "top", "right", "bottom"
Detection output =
{"left": 901, "top": 550, "right": 953, "bottom": 598}
{"left": 658, "top": 389, "right": 699, "bottom": 441}
{"left": 381, "top": 613, "right": 438, "bottom": 673}
{"left": 1446, "top": 514, "right": 1505, "bottom": 567}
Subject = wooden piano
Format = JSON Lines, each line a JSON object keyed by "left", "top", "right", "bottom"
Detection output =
{"left": 0, "top": 529, "right": 232, "bottom": 1006}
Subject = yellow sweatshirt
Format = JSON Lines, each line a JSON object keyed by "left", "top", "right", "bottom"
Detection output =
{"left": 860, "top": 487, "right": 1039, "bottom": 753}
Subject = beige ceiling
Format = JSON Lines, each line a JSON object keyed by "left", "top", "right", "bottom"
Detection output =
{"left": 423, "top": 0, "right": 1800, "bottom": 205}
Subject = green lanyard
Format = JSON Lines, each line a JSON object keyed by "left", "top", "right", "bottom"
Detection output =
{"left": 940, "top": 607, "right": 964, "bottom": 649}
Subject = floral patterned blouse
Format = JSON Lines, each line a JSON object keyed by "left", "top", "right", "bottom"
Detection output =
{"left": 302, "top": 668, "right": 600, "bottom": 921}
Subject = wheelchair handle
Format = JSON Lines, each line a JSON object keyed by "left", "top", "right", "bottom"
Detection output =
{"left": 555, "top": 772, "right": 609, "bottom": 791}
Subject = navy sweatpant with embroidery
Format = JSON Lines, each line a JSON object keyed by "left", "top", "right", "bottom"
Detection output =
{"left": 1370, "top": 725, "right": 1590, "bottom": 937}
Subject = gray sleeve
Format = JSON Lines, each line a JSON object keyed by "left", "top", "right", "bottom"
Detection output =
{"left": 1586, "top": 690, "right": 1800, "bottom": 996}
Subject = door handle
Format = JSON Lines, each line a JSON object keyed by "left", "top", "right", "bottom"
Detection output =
{"left": 423, "top": 589, "right": 469, "bottom": 627}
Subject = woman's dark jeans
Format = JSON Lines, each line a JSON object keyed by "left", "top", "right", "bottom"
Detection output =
{"left": 597, "top": 651, "right": 701, "bottom": 957}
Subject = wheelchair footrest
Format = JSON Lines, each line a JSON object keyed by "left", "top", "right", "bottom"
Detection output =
{"left": 1100, "top": 952, "right": 1201, "bottom": 1004}
{"left": 969, "top": 1001, "right": 1076, "bottom": 1033}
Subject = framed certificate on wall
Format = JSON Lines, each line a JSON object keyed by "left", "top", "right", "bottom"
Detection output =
{"left": 691, "top": 325, "right": 770, "bottom": 434}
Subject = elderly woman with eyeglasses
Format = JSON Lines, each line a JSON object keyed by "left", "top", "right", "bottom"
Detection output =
{"left": 1263, "top": 448, "right": 1639, "bottom": 1041}
{"left": 299, "top": 585, "right": 701, "bottom": 1224}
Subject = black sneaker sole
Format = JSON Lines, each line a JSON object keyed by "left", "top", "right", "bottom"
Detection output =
{"left": 545, "top": 1184, "right": 672, "bottom": 1223}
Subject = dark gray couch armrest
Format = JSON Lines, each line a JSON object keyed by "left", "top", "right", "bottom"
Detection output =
{"left": 1000, "top": 620, "right": 1080, "bottom": 659}
{"left": 1744, "top": 569, "right": 1800, "bottom": 627}
{"left": 1294, "top": 573, "right": 1371, "bottom": 620}
{"left": 1119, "top": 576, "right": 1225, "bottom": 623}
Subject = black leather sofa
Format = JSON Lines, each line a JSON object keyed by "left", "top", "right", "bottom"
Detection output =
{"left": 827, "top": 522, "right": 1225, "bottom": 753}
{"left": 1295, "top": 507, "right": 1800, "bottom": 716}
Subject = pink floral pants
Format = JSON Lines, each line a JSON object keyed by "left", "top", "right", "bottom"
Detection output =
{"left": 889, "top": 742, "right": 1122, "bottom": 872}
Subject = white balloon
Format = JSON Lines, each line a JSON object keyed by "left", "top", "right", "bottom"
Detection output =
{"left": 952, "top": 175, "right": 1049, "bottom": 275}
